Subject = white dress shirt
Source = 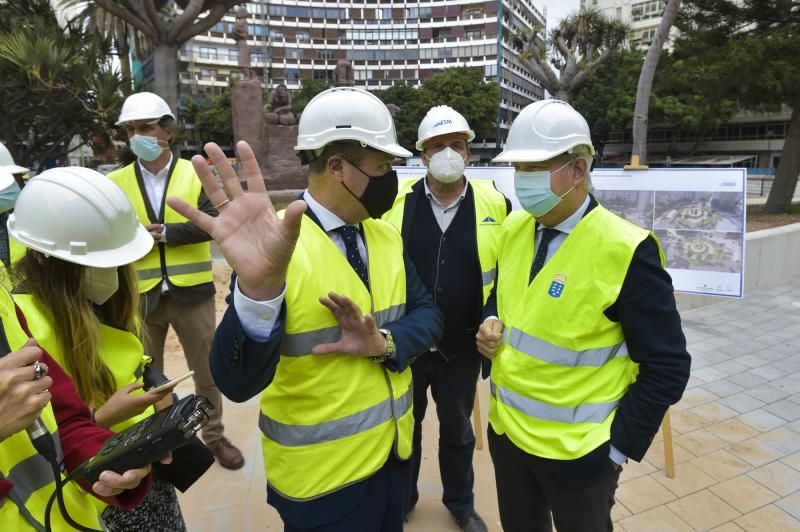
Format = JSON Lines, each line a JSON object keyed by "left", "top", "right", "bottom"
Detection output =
{"left": 137, "top": 153, "right": 173, "bottom": 219}
{"left": 233, "top": 189, "right": 367, "bottom": 340}
{"left": 422, "top": 177, "right": 469, "bottom": 232}
{"left": 137, "top": 154, "right": 172, "bottom": 291}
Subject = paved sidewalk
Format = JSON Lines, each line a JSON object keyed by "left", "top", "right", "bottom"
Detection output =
{"left": 166, "top": 276, "right": 800, "bottom": 531}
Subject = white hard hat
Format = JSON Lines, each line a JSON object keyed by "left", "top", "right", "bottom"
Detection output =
{"left": 294, "top": 87, "right": 412, "bottom": 160}
{"left": 7, "top": 167, "right": 153, "bottom": 268}
{"left": 416, "top": 105, "right": 475, "bottom": 151}
{"left": 493, "top": 99, "right": 595, "bottom": 163}
{"left": 0, "top": 142, "right": 29, "bottom": 174}
{"left": 116, "top": 92, "right": 175, "bottom": 126}
{"left": 0, "top": 169, "right": 15, "bottom": 191}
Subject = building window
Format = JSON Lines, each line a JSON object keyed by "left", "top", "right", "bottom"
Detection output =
{"left": 199, "top": 46, "right": 217, "bottom": 59}
{"left": 285, "top": 48, "right": 301, "bottom": 59}
{"left": 313, "top": 70, "right": 332, "bottom": 81}
{"left": 631, "top": 1, "right": 664, "bottom": 22}
{"left": 297, "top": 30, "right": 310, "bottom": 42}
{"left": 317, "top": 49, "right": 333, "bottom": 60}
{"left": 229, "top": 49, "right": 239, "bottom": 61}
{"left": 200, "top": 69, "right": 217, "bottom": 79}
{"left": 251, "top": 51, "right": 265, "bottom": 63}
{"left": 286, "top": 68, "right": 299, "bottom": 80}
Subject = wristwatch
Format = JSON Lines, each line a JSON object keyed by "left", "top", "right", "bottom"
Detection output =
{"left": 370, "top": 328, "right": 395, "bottom": 362}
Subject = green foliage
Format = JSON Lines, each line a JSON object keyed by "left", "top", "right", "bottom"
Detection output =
{"left": 0, "top": 0, "right": 124, "bottom": 172}
{"left": 183, "top": 90, "right": 233, "bottom": 147}
{"left": 375, "top": 67, "right": 500, "bottom": 152}
{"left": 292, "top": 79, "right": 329, "bottom": 116}
{"left": 572, "top": 48, "right": 643, "bottom": 157}
{"left": 676, "top": 0, "right": 800, "bottom": 212}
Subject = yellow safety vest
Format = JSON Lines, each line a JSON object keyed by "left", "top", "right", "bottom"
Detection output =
{"left": 108, "top": 159, "right": 213, "bottom": 293}
{"left": 259, "top": 214, "right": 413, "bottom": 501}
{"left": 0, "top": 289, "right": 100, "bottom": 531}
{"left": 489, "top": 205, "right": 663, "bottom": 460}
{"left": 0, "top": 235, "right": 27, "bottom": 291}
{"left": 14, "top": 294, "right": 153, "bottom": 433}
{"left": 383, "top": 178, "right": 507, "bottom": 303}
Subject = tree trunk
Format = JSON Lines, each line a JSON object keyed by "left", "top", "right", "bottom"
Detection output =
{"left": 153, "top": 43, "right": 179, "bottom": 116}
{"left": 631, "top": 0, "right": 682, "bottom": 164}
{"left": 118, "top": 38, "right": 132, "bottom": 90}
{"left": 764, "top": 107, "right": 800, "bottom": 213}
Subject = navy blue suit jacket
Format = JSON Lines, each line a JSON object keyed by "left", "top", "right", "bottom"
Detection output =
{"left": 209, "top": 206, "right": 443, "bottom": 528}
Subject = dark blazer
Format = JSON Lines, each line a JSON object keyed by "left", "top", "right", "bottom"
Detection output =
{"left": 132, "top": 159, "right": 218, "bottom": 313}
{"left": 209, "top": 205, "right": 444, "bottom": 528}
{"left": 483, "top": 195, "right": 691, "bottom": 482}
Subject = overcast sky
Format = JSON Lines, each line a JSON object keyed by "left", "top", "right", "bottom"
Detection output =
{"left": 538, "top": 0, "right": 582, "bottom": 29}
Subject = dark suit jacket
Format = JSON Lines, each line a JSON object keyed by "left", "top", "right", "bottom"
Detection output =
{"left": 483, "top": 195, "right": 691, "bottom": 482}
{"left": 209, "top": 205, "right": 444, "bottom": 528}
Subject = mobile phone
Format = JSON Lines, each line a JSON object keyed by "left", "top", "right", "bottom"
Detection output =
{"left": 146, "top": 370, "right": 195, "bottom": 394}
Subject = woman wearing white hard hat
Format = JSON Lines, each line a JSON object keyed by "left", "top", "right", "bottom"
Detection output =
{"left": 9, "top": 167, "right": 190, "bottom": 530}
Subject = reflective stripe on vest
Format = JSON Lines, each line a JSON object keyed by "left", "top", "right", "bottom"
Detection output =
{"left": 108, "top": 160, "right": 212, "bottom": 291}
{"left": 280, "top": 303, "right": 406, "bottom": 357}
{"left": 490, "top": 381, "right": 618, "bottom": 424}
{"left": 260, "top": 386, "right": 412, "bottom": 447}
{"left": 482, "top": 267, "right": 496, "bottom": 288}
{"left": 137, "top": 261, "right": 213, "bottom": 281}
{"left": 504, "top": 326, "right": 629, "bottom": 367}
{"left": 383, "top": 178, "right": 507, "bottom": 303}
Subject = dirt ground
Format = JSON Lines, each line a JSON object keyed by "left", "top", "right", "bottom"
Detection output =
{"left": 746, "top": 211, "right": 800, "bottom": 232}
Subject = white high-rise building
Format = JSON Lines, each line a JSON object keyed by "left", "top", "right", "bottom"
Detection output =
{"left": 173, "top": 1, "right": 548, "bottom": 161}
{"left": 580, "top": 0, "right": 667, "bottom": 47}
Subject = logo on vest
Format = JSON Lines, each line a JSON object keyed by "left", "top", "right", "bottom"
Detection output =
{"left": 481, "top": 216, "right": 497, "bottom": 224}
{"left": 548, "top": 273, "right": 566, "bottom": 298}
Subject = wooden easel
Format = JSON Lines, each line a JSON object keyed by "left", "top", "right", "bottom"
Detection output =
{"left": 473, "top": 389, "right": 483, "bottom": 450}
{"left": 624, "top": 154, "right": 675, "bottom": 478}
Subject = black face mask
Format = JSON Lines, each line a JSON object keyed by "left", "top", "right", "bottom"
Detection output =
{"left": 340, "top": 157, "right": 398, "bottom": 219}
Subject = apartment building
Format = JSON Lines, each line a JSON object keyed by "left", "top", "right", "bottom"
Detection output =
{"left": 177, "top": 1, "right": 547, "bottom": 159}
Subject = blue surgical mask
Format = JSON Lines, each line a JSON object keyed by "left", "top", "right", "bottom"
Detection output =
{"left": 0, "top": 181, "right": 21, "bottom": 213}
{"left": 514, "top": 160, "right": 575, "bottom": 217}
{"left": 130, "top": 135, "right": 165, "bottom": 162}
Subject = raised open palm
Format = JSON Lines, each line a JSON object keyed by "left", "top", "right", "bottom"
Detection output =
{"left": 167, "top": 141, "right": 306, "bottom": 301}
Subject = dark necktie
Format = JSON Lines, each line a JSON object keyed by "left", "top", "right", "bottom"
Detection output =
{"left": 335, "top": 225, "right": 369, "bottom": 288}
{"left": 529, "top": 227, "right": 560, "bottom": 283}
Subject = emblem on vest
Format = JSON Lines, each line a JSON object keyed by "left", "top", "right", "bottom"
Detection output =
{"left": 548, "top": 273, "right": 566, "bottom": 298}
{"left": 481, "top": 216, "right": 497, "bottom": 224}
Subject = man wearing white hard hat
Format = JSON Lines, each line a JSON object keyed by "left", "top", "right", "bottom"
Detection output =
{"left": 383, "top": 105, "right": 509, "bottom": 532}
{"left": 108, "top": 92, "right": 245, "bottom": 469}
{"left": 170, "top": 87, "right": 443, "bottom": 531}
{"left": 475, "top": 100, "right": 690, "bottom": 531}
{"left": 0, "top": 143, "right": 28, "bottom": 290}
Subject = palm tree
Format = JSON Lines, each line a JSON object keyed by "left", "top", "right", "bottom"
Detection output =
{"left": 514, "top": 8, "right": 629, "bottom": 102}
{"left": 71, "top": 1, "right": 241, "bottom": 113}
{"left": 631, "top": 0, "right": 682, "bottom": 164}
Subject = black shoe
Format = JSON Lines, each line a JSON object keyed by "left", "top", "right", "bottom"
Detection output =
{"left": 455, "top": 512, "right": 488, "bottom": 532}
